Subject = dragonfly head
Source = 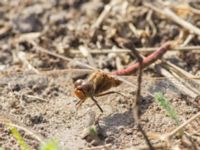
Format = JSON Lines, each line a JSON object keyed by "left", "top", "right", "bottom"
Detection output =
{"left": 74, "top": 79, "right": 95, "bottom": 107}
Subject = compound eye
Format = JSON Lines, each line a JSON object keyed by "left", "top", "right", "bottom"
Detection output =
{"left": 80, "top": 82, "right": 94, "bottom": 94}
{"left": 74, "top": 79, "right": 84, "bottom": 88}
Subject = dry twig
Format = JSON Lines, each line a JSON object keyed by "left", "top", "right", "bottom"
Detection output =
{"left": 0, "top": 115, "right": 44, "bottom": 144}
{"left": 14, "top": 92, "right": 48, "bottom": 103}
{"left": 28, "top": 40, "right": 96, "bottom": 70}
{"left": 84, "top": 144, "right": 112, "bottom": 150}
{"left": 131, "top": 47, "right": 155, "bottom": 150}
{"left": 70, "top": 46, "right": 200, "bottom": 54}
{"left": 17, "top": 51, "right": 39, "bottom": 74}
{"left": 162, "top": 60, "right": 200, "bottom": 94}
{"left": 156, "top": 65, "right": 198, "bottom": 98}
{"left": 79, "top": 46, "right": 96, "bottom": 68}
{"left": 164, "top": 112, "right": 200, "bottom": 139}
{"left": 144, "top": 2, "right": 200, "bottom": 36}
{"left": 91, "top": 4, "right": 112, "bottom": 30}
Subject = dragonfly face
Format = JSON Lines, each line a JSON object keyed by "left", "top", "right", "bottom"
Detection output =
{"left": 74, "top": 79, "right": 95, "bottom": 107}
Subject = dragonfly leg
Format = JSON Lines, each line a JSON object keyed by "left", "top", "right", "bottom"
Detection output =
{"left": 76, "top": 99, "right": 86, "bottom": 109}
{"left": 96, "top": 91, "right": 128, "bottom": 98}
{"left": 90, "top": 96, "right": 103, "bottom": 113}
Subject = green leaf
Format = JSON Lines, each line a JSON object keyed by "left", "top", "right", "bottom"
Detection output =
{"left": 154, "top": 92, "right": 180, "bottom": 125}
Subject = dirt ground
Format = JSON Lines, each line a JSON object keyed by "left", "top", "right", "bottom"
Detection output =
{"left": 0, "top": 0, "right": 200, "bottom": 150}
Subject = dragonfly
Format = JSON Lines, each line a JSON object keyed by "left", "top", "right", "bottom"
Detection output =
{"left": 0, "top": 40, "right": 199, "bottom": 112}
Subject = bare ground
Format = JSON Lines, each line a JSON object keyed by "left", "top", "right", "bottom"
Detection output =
{"left": 0, "top": 0, "right": 200, "bottom": 150}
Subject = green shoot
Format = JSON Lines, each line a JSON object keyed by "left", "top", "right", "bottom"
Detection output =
{"left": 4, "top": 122, "right": 60, "bottom": 150}
{"left": 154, "top": 92, "right": 180, "bottom": 125}
{"left": 40, "top": 139, "right": 60, "bottom": 150}
{"left": 9, "top": 126, "right": 31, "bottom": 150}
{"left": 89, "top": 125, "right": 97, "bottom": 137}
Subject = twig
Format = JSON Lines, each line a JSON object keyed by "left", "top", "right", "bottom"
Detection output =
{"left": 133, "top": 142, "right": 167, "bottom": 150}
{"left": 84, "top": 144, "right": 112, "bottom": 150}
{"left": 70, "top": 46, "right": 200, "bottom": 54}
{"left": 112, "top": 42, "right": 171, "bottom": 75}
{"left": 181, "top": 34, "right": 195, "bottom": 47}
{"left": 169, "top": 69, "right": 200, "bottom": 95}
{"left": 162, "top": 60, "right": 200, "bottom": 94}
{"left": 90, "top": 1, "right": 114, "bottom": 38}
{"left": 17, "top": 32, "right": 41, "bottom": 42}
{"left": 112, "top": 47, "right": 124, "bottom": 70}
{"left": 164, "top": 112, "right": 200, "bottom": 139}
{"left": 156, "top": 65, "right": 197, "bottom": 98}
{"left": 29, "top": 40, "right": 72, "bottom": 62}
{"left": 162, "top": 61, "right": 197, "bottom": 79}
{"left": 17, "top": 51, "right": 39, "bottom": 74}
{"left": 79, "top": 46, "right": 96, "bottom": 68}
{"left": 146, "top": 10, "right": 157, "bottom": 37}
{"left": 137, "top": 124, "right": 155, "bottom": 150}
{"left": 156, "top": 65, "right": 200, "bottom": 111}
{"left": 91, "top": 4, "right": 112, "bottom": 29}
{"left": 13, "top": 92, "right": 48, "bottom": 103}
{"left": 131, "top": 47, "right": 143, "bottom": 122}
{"left": 39, "top": 68, "right": 93, "bottom": 76}
{"left": 144, "top": 2, "right": 200, "bottom": 36}
{"left": 133, "top": 112, "right": 200, "bottom": 149}
{"left": 129, "top": 23, "right": 145, "bottom": 38}
{"left": 0, "top": 116, "right": 44, "bottom": 144}
{"left": 134, "top": 112, "right": 200, "bottom": 149}
{"left": 0, "top": 23, "right": 12, "bottom": 38}
{"left": 131, "top": 47, "right": 155, "bottom": 150}
{"left": 188, "top": 2, "right": 200, "bottom": 15}
{"left": 28, "top": 40, "right": 96, "bottom": 70}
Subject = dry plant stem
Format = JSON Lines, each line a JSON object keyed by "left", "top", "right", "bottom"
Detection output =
{"left": 39, "top": 68, "right": 93, "bottom": 76}
{"left": 90, "top": 1, "right": 115, "bottom": 38}
{"left": 112, "top": 42, "right": 171, "bottom": 75}
{"left": 181, "top": 34, "right": 194, "bottom": 47}
{"left": 163, "top": 60, "right": 199, "bottom": 80}
{"left": 0, "top": 24, "right": 12, "bottom": 37}
{"left": 17, "top": 51, "right": 39, "bottom": 74}
{"left": 137, "top": 124, "right": 155, "bottom": 150}
{"left": 156, "top": 66, "right": 197, "bottom": 98}
{"left": 133, "top": 142, "right": 167, "bottom": 150}
{"left": 29, "top": 40, "right": 95, "bottom": 70}
{"left": 14, "top": 92, "right": 48, "bottom": 103}
{"left": 144, "top": 2, "right": 200, "bottom": 36}
{"left": 17, "top": 32, "right": 41, "bottom": 42}
{"left": 85, "top": 144, "right": 112, "bottom": 150}
{"left": 131, "top": 48, "right": 143, "bottom": 122}
{"left": 162, "top": 60, "right": 200, "bottom": 93}
{"left": 8, "top": 123, "right": 44, "bottom": 144}
{"left": 189, "top": 5, "right": 200, "bottom": 15}
{"left": 71, "top": 46, "right": 200, "bottom": 54}
{"left": 146, "top": 10, "right": 157, "bottom": 36}
{"left": 131, "top": 48, "right": 155, "bottom": 150}
{"left": 79, "top": 46, "right": 96, "bottom": 68}
{"left": 129, "top": 23, "right": 142, "bottom": 38}
{"left": 91, "top": 4, "right": 112, "bottom": 29}
{"left": 170, "top": 69, "right": 200, "bottom": 95}
{"left": 163, "top": 60, "right": 200, "bottom": 84}
{"left": 165, "top": 112, "right": 200, "bottom": 139}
